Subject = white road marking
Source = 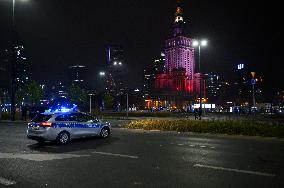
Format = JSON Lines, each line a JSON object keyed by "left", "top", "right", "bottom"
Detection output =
{"left": 200, "top": 145, "right": 206, "bottom": 148}
{"left": 189, "top": 145, "right": 195, "bottom": 147}
{"left": 92, "top": 151, "right": 138, "bottom": 159}
{"left": 0, "top": 153, "right": 90, "bottom": 162}
{"left": 0, "top": 177, "right": 16, "bottom": 186}
{"left": 210, "top": 147, "right": 215, "bottom": 149}
{"left": 193, "top": 164, "right": 275, "bottom": 177}
{"left": 178, "top": 144, "right": 184, "bottom": 146}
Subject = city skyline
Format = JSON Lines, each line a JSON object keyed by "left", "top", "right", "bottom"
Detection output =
{"left": 0, "top": 0, "right": 283, "bottom": 98}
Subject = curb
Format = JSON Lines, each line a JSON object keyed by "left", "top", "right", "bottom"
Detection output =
{"left": 119, "top": 128, "right": 284, "bottom": 141}
{"left": 0, "top": 121, "right": 28, "bottom": 124}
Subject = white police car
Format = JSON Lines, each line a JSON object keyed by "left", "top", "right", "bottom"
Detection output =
{"left": 27, "top": 109, "right": 111, "bottom": 144}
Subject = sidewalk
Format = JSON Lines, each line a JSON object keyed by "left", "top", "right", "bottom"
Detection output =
{"left": 0, "top": 120, "right": 28, "bottom": 124}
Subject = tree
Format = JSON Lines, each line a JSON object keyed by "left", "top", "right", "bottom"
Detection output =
{"left": 25, "top": 81, "right": 43, "bottom": 106}
{"left": 68, "top": 84, "right": 88, "bottom": 110}
{"left": 15, "top": 81, "right": 43, "bottom": 106}
{"left": 103, "top": 91, "right": 114, "bottom": 109}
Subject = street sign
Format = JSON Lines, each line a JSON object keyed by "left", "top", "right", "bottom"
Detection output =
{"left": 251, "top": 79, "right": 256, "bottom": 85}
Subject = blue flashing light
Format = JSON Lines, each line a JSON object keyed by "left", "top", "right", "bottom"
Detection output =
{"left": 48, "top": 104, "right": 78, "bottom": 113}
{"left": 45, "top": 109, "right": 52, "bottom": 113}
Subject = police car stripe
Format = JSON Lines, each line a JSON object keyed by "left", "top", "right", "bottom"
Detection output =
{"left": 53, "top": 123, "right": 104, "bottom": 129}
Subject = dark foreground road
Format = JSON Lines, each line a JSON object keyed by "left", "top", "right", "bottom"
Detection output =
{"left": 0, "top": 122, "right": 283, "bottom": 188}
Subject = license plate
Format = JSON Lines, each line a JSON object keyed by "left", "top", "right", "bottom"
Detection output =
{"left": 33, "top": 126, "right": 39, "bottom": 130}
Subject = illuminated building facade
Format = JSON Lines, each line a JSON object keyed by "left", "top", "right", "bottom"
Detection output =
{"left": 204, "top": 72, "right": 231, "bottom": 104}
{"left": 233, "top": 64, "right": 264, "bottom": 105}
{"left": 0, "top": 49, "right": 10, "bottom": 91}
{"left": 106, "top": 45, "right": 126, "bottom": 96}
{"left": 145, "top": 0, "right": 203, "bottom": 109}
{"left": 12, "top": 44, "right": 30, "bottom": 89}
{"left": 144, "top": 0, "right": 205, "bottom": 109}
{"left": 68, "top": 65, "right": 86, "bottom": 85}
{"left": 50, "top": 82, "right": 68, "bottom": 99}
{"left": 155, "top": 0, "right": 198, "bottom": 95}
{"left": 143, "top": 53, "right": 165, "bottom": 98}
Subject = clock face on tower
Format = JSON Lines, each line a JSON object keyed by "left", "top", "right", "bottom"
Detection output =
{"left": 175, "top": 16, "right": 183, "bottom": 23}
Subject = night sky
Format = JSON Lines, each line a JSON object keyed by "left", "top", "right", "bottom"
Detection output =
{"left": 0, "top": 0, "right": 283, "bottom": 98}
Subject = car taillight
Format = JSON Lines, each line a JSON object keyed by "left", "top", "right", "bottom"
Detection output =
{"left": 40, "top": 122, "right": 54, "bottom": 127}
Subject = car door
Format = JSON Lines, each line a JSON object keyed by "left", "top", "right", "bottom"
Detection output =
{"left": 68, "top": 113, "right": 91, "bottom": 138}
{"left": 79, "top": 114, "right": 101, "bottom": 136}
{"left": 55, "top": 114, "right": 80, "bottom": 138}
{"left": 72, "top": 113, "right": 94, "bottom": 137}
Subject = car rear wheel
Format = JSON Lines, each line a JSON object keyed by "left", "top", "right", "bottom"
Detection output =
{"left": 57, "top": 131, "right": 70, "bottom": 144}
{"left": 100, "top": 127, "right": 110, "bottom": 138}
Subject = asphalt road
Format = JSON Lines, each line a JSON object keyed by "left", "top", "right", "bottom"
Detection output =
{"left": 0, "top": 122, "right": 283, "bottom": 188}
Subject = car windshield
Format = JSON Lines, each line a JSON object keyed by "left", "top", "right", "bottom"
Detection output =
{"left": 32, "top": 114, "right": 52, "bottom": 123}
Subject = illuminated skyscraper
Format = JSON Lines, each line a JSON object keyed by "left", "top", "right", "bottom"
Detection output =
{"left": 68, "top": 65, "right": 86, "bottom": 85}
{"left": 143, "top": 53, "right": 165, "bottom": 97}
{"left": 155, "top": 0, "right": 196, "bottom": 94}
{"left": 106, "top": 45, "right": 126, "bottom": 96}
{"left": 165, "top": 0, "right": 195, "bottom": 79}
{"left": 144, "top": 0, "right": 206, "bottom": 109}
{"left": 12, "top": 44, "right": 30, "bottom": 89}
{"left": 0, "top": 49, "right": 10, "bottom": 90}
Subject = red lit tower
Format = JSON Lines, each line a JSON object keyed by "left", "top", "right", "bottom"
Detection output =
{"left": 155, "top": 0, "right": 196, "bottom": 94}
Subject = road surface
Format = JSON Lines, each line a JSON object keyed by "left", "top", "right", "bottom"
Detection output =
{"left": 0, "top": 122, "right": 283, "bottom": 187}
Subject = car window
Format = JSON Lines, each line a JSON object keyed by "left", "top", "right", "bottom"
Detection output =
{"left": 55, "top": 114, "right": 76, "bottom": 121}
{"left": 32, "top": 114, "right": 52, "bottom": 123}
{"left": 75, "top": 113, "right": 94, "bottom": 122}
{"left": 55, "top": 113, "right": 96, "bottom": 122}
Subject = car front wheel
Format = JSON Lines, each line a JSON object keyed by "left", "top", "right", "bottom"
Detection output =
{"left": 100, "top": 127, "right": 110, "bottom": 138}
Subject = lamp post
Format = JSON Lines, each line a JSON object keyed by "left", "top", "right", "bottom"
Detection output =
{"left": 88, "top": 94, "right": 95, "bottom": 114}
{"left": 192, "top": 39, "right": 208, "bottom": 114}
{"left": 10, "top": 0, "right": 29, "bottom": 121}
{"left": 250, "top": 72, "right": 256, "bottom": 114}
{"left": 126, "top": 91, "right": 129, "bottom": 118}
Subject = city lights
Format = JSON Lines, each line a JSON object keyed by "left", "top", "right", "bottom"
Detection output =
{"left": 201, "top": 40, "right": 208, "bottom": 46}
{"left": 192, "top": 39, "right": 208, "bottom": 47}
{"left": 192, "top": 39, "right": 209, "bottom": 112}
{"left": 192, "top": 40, "right": 199, "bottom": 47}
{"left": 113, "top": 61, "right": 122, "bottom": 66}
{"left": 99, "top": 71, "right": 106, "bottom": 76}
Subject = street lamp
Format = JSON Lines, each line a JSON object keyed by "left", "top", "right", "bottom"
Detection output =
{"left": 113, "top": 61, "right": 122, "bottom": 66}
{"left": 12, "top": 0, "right": 29, "bottom": 27}
{"left": 192, "top": 39, "right": 208, "bottom": 114}
{"left": 250, "top": 72, "right": 257, "bottom": 113}
{"left": 126, "top": 91, "right": 129, "bottom": 118}
{"left": 88, "top": 94, "right": 95, "bottom": 114}
{"left": 99, "top": 71, "right": 106, "bottom": 76}
{"left": 11, "top": 0, "right": 29, "bottom": 121}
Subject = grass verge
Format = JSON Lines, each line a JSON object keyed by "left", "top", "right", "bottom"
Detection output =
{"left": 126, "top": 119, "right": 284, "bottom": 138}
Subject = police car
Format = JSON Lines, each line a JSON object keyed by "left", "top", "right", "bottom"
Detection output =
{"left": 27, "top": 108, "right": 111, "bottom": 144}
